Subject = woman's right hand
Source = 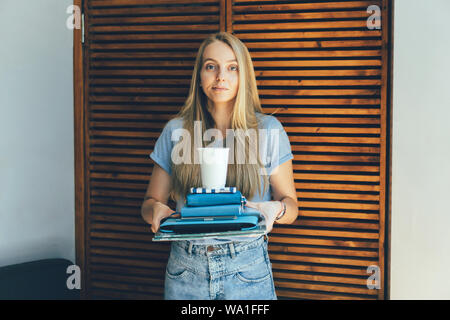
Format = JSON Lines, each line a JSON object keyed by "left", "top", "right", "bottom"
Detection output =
{"left": 148, "top": 201, "right": 176, "bottom": 233}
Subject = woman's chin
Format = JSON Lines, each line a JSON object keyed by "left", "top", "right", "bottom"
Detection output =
{"left": 208, "top": 97, "right": 234, "bottom": 104}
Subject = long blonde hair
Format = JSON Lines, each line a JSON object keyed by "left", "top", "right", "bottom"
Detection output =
{"left": 169, "top": 32, "right": 269, "bottom": 202}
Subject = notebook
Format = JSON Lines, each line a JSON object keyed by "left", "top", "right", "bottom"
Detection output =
{"left": 180, "top": 203, "right": 242, "bottom": 218}
{"left": 153, "top": 214, "right": 267, "bottom": 241}
{"left": 159, "top": 214, "right": 259, "bottom": 234}
{"left": 186, "top": 191, "right": 245, "bottom": 207}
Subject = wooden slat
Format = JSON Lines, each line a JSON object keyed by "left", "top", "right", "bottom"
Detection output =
{"left": 90, "top": 288, "right": 161, "bottom": 300}
{"left": 92, "top": 57, "right": 380, "bottom": 67}
{"left": 89, "top": 87, "right": 380, "bottom": 97}
{"left": 90, "top": 33, "right": 215, "bottom": 41}
{"left": 242, "top": 40, "right": 382, "bottom": 49}
{"left": 271, "top": 261, "right": 373, "bottom": 276}
{"left": 233, "top": 0, "right": 380, "bottom": 10}
{"left": 88, "top": 105, "right": 381, "bottom": 116}
{"left": 269, "top": 244, "right": 377, "bottom": 258}
{"left": 276, "top": 289, "right": 373, "bottom": 300}
{"left": 90, "top": 0, "right": 218, "bottom": 6}
{"left": 234, "top": 11, "right": 375, "bottom": 21}
{"left": 294, "top": 173, "right": 379, "bottom": 183}
{"left": 250, "top": 50, "right": 381, "bottom": 58}
{"left": 90, "top": 280, "right": 164, "bottom": 295}
{"left": 91, "top": 172, "right": 379, "bottom": 185}
{"left": 258, "top": 79, "right": 382, "bottom": 86}
{"left": 260, "top": 98, "right": 380, "bottom": 106}
{"left": 378, "top": 0, "right": 392, "bottom": 300}
{"left": 274, "top": 280, "right": 377, "bottom": 296}
{"left": 90, "top": 6, "right": 219, "bottom": 16}
{"left": 90, "top": 24, "right": 219, "bottom": 32}
{"left": 270, "top": 228, "right": 378, "bottom": 240}
{"left": 233, "top": 21, "right": 371, "bottom": 31}
{"left": 299, "top": 210, "right": 379, "bottom": 221}
{"left": 90, "top": 15, "right": 218, "bottom": 25}
{"left": 89, "top": 162, "right": 380, "bottom": 174}
{"left": 292, "top": 145, "right": 379, "bottom": 153}
{"left": 88, "top": 68, "right": 380, "bottom": 77}
{"left": 238, "top": 30, "right": 382, "bottom": 40}
{"left": 74, "top": 0, "right": 86, "bottom": 299}
{"left": 91, "top": 31, "right": 381, "bottom": 42}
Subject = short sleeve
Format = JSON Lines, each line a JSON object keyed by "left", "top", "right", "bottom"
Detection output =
{"left": 149, "top": 119, "right": 178, "bottom": 175}
{"left": 266, "top": 116, "right": 294, "bottom": 176}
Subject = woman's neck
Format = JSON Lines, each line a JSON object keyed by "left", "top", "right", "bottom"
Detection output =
{"left": 208, "top": 101, "right": 234, "bottom": 137}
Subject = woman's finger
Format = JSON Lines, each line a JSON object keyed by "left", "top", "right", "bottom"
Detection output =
{"left": 245, "top": 201, "right": 258, "bottom": 209}
{"left": 152, "top": 219, "right": 159, "bottom": 233}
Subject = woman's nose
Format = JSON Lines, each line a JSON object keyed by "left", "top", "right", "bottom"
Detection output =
{"left": 216, "top": 68, "right": 226, "bottom": 81}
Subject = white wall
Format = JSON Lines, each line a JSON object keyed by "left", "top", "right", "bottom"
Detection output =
{"left": 0, "top": 1, "right": 75, "bottom": 267}
{"left": 391, "top": 0, "right": 450, "bottom": 299}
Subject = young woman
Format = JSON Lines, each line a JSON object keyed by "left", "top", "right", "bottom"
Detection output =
{"left": 141, "top": 32, "right": 298, "bottom": 300}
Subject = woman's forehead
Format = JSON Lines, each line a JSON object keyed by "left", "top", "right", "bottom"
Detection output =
{"left": 202, "top": 41, "right": 236, "bottom": 62}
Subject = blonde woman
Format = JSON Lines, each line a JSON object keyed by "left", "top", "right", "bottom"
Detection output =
{"left": 141, "top": 32, "right": 298, "bottom": 300}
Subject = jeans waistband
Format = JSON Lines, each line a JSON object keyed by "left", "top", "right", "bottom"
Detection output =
{"left": 173, "top": 235, "right": 267, "bottom": 257}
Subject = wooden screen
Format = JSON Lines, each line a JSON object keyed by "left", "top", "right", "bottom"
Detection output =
{"left": 74, "top": 0, "right": 393, "bottom": 300}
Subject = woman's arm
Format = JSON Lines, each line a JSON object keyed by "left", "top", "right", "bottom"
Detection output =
{"left": 141, "top": 163, "right": 175, "bottom": 233}
{"left": 246, "top": 159, "right": 298, "bottom": 233}
{"left": 269, "top": 159, "right": 298, "bottom": 225}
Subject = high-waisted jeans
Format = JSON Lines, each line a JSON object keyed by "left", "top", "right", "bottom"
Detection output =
{"left": 164, "top": 235, "right": 277, "bottom": 300}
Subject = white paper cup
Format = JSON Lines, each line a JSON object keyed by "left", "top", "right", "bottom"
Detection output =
{"left": 197, "top": 147, "right": 229, "bottom": 188}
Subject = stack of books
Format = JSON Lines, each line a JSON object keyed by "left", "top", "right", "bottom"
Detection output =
{"left": 157, "top": 187, "right": 264, "bottom": 237}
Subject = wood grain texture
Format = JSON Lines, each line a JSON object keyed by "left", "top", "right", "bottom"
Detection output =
{"left": 73, "top": 0, "right": 86, "bottom": 300}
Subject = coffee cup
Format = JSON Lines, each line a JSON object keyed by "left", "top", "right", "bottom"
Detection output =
{"left": 196, "top": 147, "right": 229, "bottom": 188}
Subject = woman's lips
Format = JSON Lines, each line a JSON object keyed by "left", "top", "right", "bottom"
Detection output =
{"left": 213, "top": 87, "right": 228, "bottom": 91}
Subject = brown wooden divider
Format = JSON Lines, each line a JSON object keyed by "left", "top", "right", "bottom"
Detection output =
{"left": 74, "top": 0, "right": 392, "bottom": 299}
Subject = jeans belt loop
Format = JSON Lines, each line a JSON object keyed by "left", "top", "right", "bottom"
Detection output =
{"left": 188, "top": 242, "right": 193, "bottom": 255}
{"left": 229, "top": 242, "right": 236, "bottom": 259}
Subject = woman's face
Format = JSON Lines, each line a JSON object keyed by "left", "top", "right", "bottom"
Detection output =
{"left": 200, "top": 41, "right": 239, "bottom": 108}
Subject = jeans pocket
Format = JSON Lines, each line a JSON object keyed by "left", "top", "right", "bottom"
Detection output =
{"left": 165, "top": 260, "right": 189, "bottom": 280}
{"left": 235, "top": 260, "right": 271, "bottom": 284}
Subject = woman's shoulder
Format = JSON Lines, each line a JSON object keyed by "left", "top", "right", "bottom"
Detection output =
{"left": 164, "top": 116, "right": 184, "bottom": 131}
{"left": 255, "top": 112, "right": 283, "bottom": 129}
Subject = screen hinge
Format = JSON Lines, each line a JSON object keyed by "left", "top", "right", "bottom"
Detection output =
{"left": 81, "top": 13, "right": 85, "bottom": 44}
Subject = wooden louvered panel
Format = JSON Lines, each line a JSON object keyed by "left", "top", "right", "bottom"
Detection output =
{"left": 75, "top": 0, "right": 392, "bottom": 300}
{"left": 83, "top": 0, "right": 224, "bottom": 299}
{"left": 230, "top": 0, "right": 390, "bottom": 300}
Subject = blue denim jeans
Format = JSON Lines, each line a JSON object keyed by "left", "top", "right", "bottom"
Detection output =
{"left": 164, "top": 235, "right": 277, "bottom": 300}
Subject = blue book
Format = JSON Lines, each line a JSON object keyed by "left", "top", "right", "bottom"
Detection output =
{"left": 186, "top": 191, "right": 245, "bottom": 207}
{"left": 242, "top": 206, "right": 261, "bottom": 217}
{"left": 180, "top": 204, "right": 242, "bottom": 219}
{"left": 190, "top": 187, "right": 237, "bottom": 194}
{"left": 159, "top": 215, "right": 259, "bottom": 233}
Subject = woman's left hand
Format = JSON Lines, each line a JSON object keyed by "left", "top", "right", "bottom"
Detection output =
{"left": 245, "top": 200, "right": 283, "bottom": 233}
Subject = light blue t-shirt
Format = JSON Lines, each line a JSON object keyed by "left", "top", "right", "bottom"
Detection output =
{"left": 149, "top": 112, "right": 294, "bottom": 244}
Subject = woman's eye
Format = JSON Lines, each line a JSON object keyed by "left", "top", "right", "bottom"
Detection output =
{"left": 230, "top": 65, "right": 238, "bottom": 71}
{"left": 206, "top": 64, "right": 215, "bottom": 70}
